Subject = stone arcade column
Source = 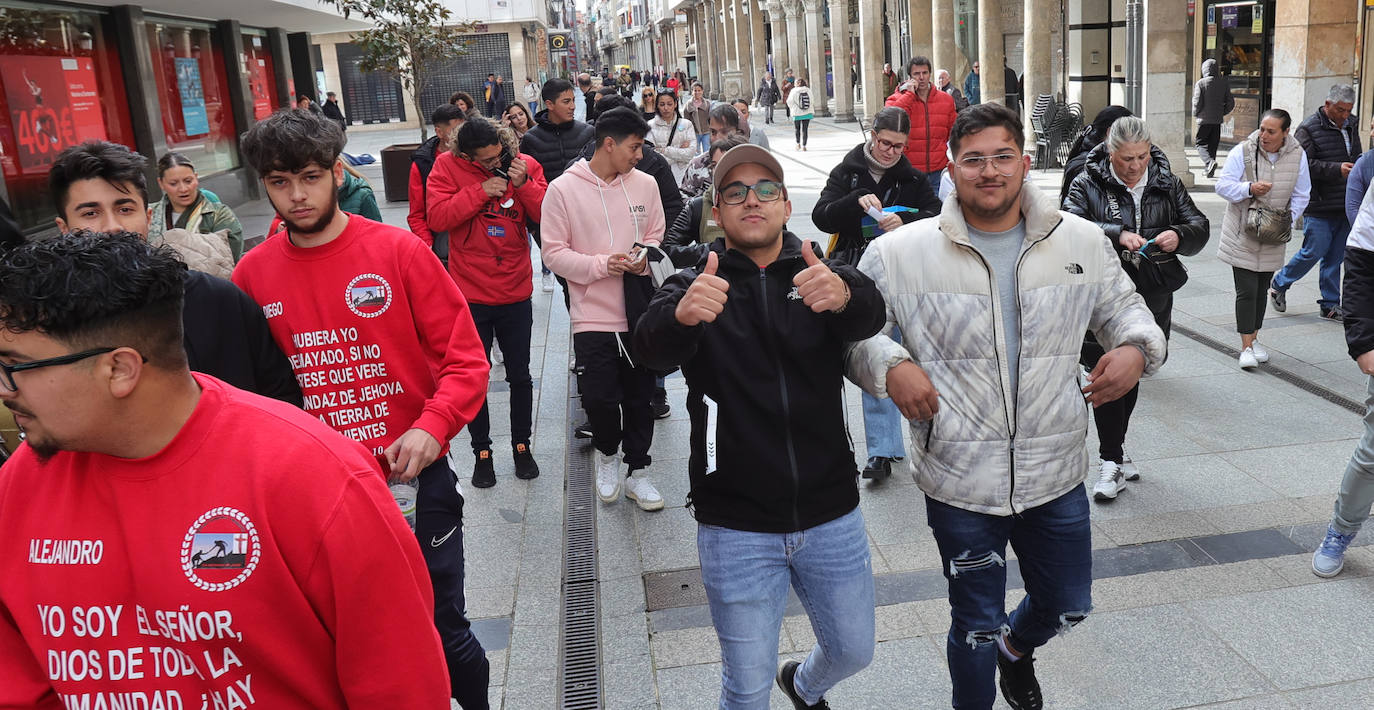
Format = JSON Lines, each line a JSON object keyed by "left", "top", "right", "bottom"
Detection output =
{"left": 859, "top": 0, "right": 886, "bottom": 118}
{"left": 804, "top": 0, "right": 832, "bottom": 116}
{"left": 703, "top": 0, "right": 724, "bottom": 97}
{"left": 827, "top": 0, "right": 854, "bottom": 120}
{"left": 750, "top": 0, "right": 769, "bottom": 93}
{"left": 734, "top": 0, "right": 756, "bottom": 95}
{"left": 909, "top": 0, "right": 933, "bottom": 63}
{"left": 768, "top": 1, "right": 790, "bottom": 79}
{"left": 785, "top": 0, "right": 806, "bottom": 77}
{"left": 976, "top": 0, "right": 1004, "bottom": 105}
{"left": 722, "top": 0, "right": 743, "bottom": 99}
{"left": 1272, "top": 0, "right": 1358, "bottom": 121}
{"left": 931, "top": 0, "right": 956, "bottom": 83}
{"left": 1142, "top": 0, "right": 1194, "bottom": 186}
{"left": 1022, "top": 0, "right": 1052, "bottom": 137}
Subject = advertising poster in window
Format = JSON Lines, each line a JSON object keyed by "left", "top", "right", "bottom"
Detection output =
{"left": 249, "top": 58, "right": 272, "bottom": 120}
{"left": 175, "top": 57, "right": 210, "bottom": 136}
{"left": 0, "top": 56, "right": 108, "bottom": 175}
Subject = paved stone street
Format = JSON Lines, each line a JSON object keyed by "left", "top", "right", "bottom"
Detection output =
{"left": 257, "top": 117, "right": 1374, "bottom": 708}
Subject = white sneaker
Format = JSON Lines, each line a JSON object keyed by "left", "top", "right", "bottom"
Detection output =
{"left": 1119, "top": 452, "right": 1140, "bottom": 481}
{"left": 1238, "top": 347, "right": 1258, "bottom": 370}
{"left": 569, "top": 351, "right": 578, "bottom": 372}
{"left": 492, "top": 343, "right": 504, "bottom": 365}
{"left": 1093, "top": 459, "right": 1125, "bottom": 501}
{"left": 1251, "top": 341, "right": 1270, "bottom": 363}
{"left": 542, "top": 272, "right": 555, "bottom": 293}
{"left": 595, "top": 451, "right": 622, "bottom": 503}
{"left": 624, "top": 473, "right": 665, "bottom": 511}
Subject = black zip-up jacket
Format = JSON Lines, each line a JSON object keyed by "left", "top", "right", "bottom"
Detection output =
{"left": 576, "top": 138, "right": 684, "bottom": 227}
{"left": 812, "top": 143, "right": 941, "bottom": 262}
{"left": 632, "top": 233, "right": 885, "bottom": 533}
{"left": 663, "top": 195, "right": 712, "bottom": 267}
{"left": 184, "top": 271, "right": 303, "bottom": 407}
{"left": 1295, "top": 106, "right": 1362, "bottom": 217}
{"left": 1345, "top": 246, "right": 1374, "bottom": 359}
{"left": 520, "top": 111, "right": 594, "bottom": 185}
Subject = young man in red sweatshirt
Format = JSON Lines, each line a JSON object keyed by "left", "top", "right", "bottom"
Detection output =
{"left": 230, "top": 109, "right": 493, "bottom": 709}
{"left": 0, "top": 232, "right": 451, "bottom": 709}
{"left": 427, "top": 117, "right": 547, "bottom": 487}
{"left": 407, "top": 103, "right": 468, "bottom": 266}
{"left": 542, "top": 106, "right": 667, "bottom": 511}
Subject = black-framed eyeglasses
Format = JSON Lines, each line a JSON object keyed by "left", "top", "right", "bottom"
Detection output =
{"left": 717, "top": 180, "right": 786, "bottom": 205}
{"left": 0, "top": 347, "right": 116, "bottom": 392}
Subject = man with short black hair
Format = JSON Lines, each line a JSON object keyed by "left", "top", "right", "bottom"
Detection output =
{"left": 408, "top": 103, "right": 469, "bottom": 265}
{"left": 887, "top": 55, "right": 958, "bottom": 195}
{"left": 47, "top": 140, "right": 301, "bottom": 406}
{"left": 576, "top": 72, "right": 595, "bottom": 123}
{"left": 728, "top": 99, "right": 771, "bottom": 148}
{"left": 231, "top": 108, "right": 493, "bottom": 709}
{"left": 0, "top": 232, "right": 452, "bottom": 708}
{"left": 322, "top": 90, "right": 347, "bottom": 132}
{"left": 680, "top": 104, "right": 751, "bottom": 197}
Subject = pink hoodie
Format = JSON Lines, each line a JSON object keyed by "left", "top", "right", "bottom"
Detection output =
{"left": 541, "top": 159, "right": 664, "bottom": 333}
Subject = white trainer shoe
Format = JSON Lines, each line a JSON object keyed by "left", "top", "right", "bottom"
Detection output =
{"left": 1239, "top": 347, "right": 1259, "bottom": 370}
{"left": 1093, "top": 459, "right": 1126, "bottom": 501}
{"left": 542, "top": 272, "right": 556, "bottom": 293}
{"left": 1119, "top": 452, "right": 1140, "bottom": 481}
{"left": 1251, "top": 341, "right": 1270, "bottom": 363}
{"left": 595, "top": 450, "right": 622, "bottom": 503}
{"left": 624, "top": 473, "right": 665, "bottom": 511}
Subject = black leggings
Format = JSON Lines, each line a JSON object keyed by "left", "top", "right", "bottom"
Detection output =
{"left": 794, "top": 118, "right": 810, "bottom": 146}
{"left": 1081, "top": 290, "right": 1173, "bottom": 463}
{"left": 1232, "top": 266, "right": 1274, "bottom": 335}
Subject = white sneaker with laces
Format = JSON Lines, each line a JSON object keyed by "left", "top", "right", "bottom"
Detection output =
{"left": 1119, "top": 452, "right": 1140, "bottom": 481}
{"left": 1251, "top": 341, "right": 1270, "bottom": 363}
{"left": 542, "top": 272, "right": 556, "bottom": 293}
{"left": 1239, "top": 347, "right": 1259, "bottom": 370}
{"left": 595, "top": 451, "right": 622, "bottom": 503}
{"left": 1093, "top": 459, "right": 1125, "bottom": 501}
{"left": 625, "top": 473, "right": 665, "bottom": 511}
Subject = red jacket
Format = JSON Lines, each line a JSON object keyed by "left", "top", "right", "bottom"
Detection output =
{"left": 407, "top": 162, "right": 434, "bottom": 246}
{"left": 426, "top": 150, "right": 547, "bottom": 305}
{"left": 885, "top": 87, "right": 958, "bottom": 174}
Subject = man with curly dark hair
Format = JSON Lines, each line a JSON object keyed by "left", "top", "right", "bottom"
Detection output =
{"left": 0, "top": 231, "right": 452, "bottom": 708}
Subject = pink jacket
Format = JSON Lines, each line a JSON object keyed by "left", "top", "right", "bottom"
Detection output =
{"left": 541, "top": 159, "right": 664, "bottom": 333}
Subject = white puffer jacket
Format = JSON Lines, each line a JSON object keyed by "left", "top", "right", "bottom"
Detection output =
{"left": 846, "top": 183, "right": 1168, "bottom": 515}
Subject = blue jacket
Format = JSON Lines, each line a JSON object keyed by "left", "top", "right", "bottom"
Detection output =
{"left": 1347, "top": 149, "right": 1374, "bottom": 224}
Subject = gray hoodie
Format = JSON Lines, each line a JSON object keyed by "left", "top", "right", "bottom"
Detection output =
{"left": 1192, "top": 59, "right": 1235, "bottom": 125}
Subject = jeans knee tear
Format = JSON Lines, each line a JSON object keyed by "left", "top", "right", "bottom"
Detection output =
{"left": 1056, "top": 609, "right": 1090, "bottom": 636}
{"left": 963, "top": 625, "right": 1008, "bottom": 650}
{"left": 947, "top": 550, "right": 1006, "bottom": 578}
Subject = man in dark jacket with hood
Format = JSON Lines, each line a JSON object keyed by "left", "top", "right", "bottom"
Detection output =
{"left": 1192, "top": 59, "right": 1234, "bottom": 177}
{"left": 521, "top": 78, "right": 595, "bottom": 312}
{"left": 1272, "top": 84, "right": 1362, "bottom": 321}
{"left": 633, "top": 144, "right": 884, "bottom": 709}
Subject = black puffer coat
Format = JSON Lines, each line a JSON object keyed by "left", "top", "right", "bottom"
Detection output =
{"left": 812, "top": 143, "right": 941, "bottom": 264}
{"left": 520, "top": 111, "right": 595, "bottom": 184}
{"left": 1062, "top": 143, "right": 1210, "bottom": 294}
{"left": 1295, "top": 106, "right": 1362, "bottom": 217}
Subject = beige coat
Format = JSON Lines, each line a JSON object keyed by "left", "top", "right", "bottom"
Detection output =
{"left": 1216, "top": 131, "right": 1307, "bottom": 273}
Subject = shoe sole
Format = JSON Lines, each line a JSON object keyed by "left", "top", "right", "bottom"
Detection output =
{"left": 1093, "top": 484, "right": 1123, "bottom": 501}
{"left": 472, "top": 476, "right": 496, "bottom": 489}
{"left": 625, "top": 490, "right": 665, "bottom": 511}
{"left": 653, "top": 408, "right": 671, "bottom": 420}
{"left": 1312, "top": 553, "right": 1345, "bottom": 578}
{"left": 597, "top": 484, "right": 622, "bottom": 503}
{"left": 1269, "top": 292, "right": 1286, "bottom": 313}
{"left": 514, "top": 470, "right": 540, "bottom": 480}
{"left": 1240, "top": 360, "right": 1258, "bottom": 370}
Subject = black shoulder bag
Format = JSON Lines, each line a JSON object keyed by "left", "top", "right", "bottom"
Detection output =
{"left": 1106, "top": 190, "right": 1189, "bottom": 293}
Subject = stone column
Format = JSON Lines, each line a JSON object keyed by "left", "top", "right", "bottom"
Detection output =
{"left": 826, "top": 0, "right": 853, "bottom": 120}
{"left": 721, "top": 0, "right": 743, "bottom": 99}
{"left": 768, "top": 1, "right": 789, "bottom": 78}
{"left": 1022, "top": 0, "right": 1051, "bottom": 135}
{"left": 909, "top": 0, "right": 932, "bottom": 63}
{"left": 785, "top": 0, "right": 805, "bottom": 77}
{"left": 1142, "top": 0, "right": 1194, "bottom": 186}
{"left": 750, "top": 0, "right": 768, "bottom": 83}
{"left": 701, "top": 0, "right": 720, "bottom": 96}
{"left": 804, "top": 0, "right": 831, "bottom": 116}
{"left": 734, "top": 0, "right": 754, "bottom": 94}
{"left": 859, "top": 0, "right": 886, "bottom": 119}
{"left": 932, "top": 0, "right": 955, "bottom": 85}
{"left": 1272, "top": 0, "right": 1358, "bottom": 120}
{"left": 886, "top": 5, "right": 902, "bottom": 67}
{"left": 976, "top": 0, "right": 1004, "bottom": 104}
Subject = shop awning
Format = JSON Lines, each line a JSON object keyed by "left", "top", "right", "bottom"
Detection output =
{"left": 80, "top": 0, "right": 370, "bottom": 33}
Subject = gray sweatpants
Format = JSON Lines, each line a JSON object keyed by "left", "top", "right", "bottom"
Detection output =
{"left": 1333, "top": 376, "right": 1374, "bottom": 534}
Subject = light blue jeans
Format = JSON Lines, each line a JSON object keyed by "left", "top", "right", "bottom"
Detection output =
{"left": 862, "top": 327, "right": 906, "bottom": 459}
{"left": 1273, "top": 213, "right": 1348, "bottom": 311}
{"left": 697, "top": 507, "right": 876, "bottom": 709}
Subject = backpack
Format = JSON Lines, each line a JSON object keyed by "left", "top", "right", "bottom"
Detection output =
{"left": 799, "top": 91, "right": 811, "bottom": 112}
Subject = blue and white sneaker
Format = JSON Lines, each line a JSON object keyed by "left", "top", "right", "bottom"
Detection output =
{"left": 1313, "top": 525, "right": 1357, "bottom": 578}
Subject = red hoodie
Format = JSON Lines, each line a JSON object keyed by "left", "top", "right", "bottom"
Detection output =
{"left": 885, "top": 86, "right": 958, "bottom": 174}
{"left": 0, "top": 375, "right": 450, "bottom": 709}
{"left": 231, "top": 215, "right": 489, "bottom": 457}
{"left": 425, "top": 150, "right": 547, "bottom": 305}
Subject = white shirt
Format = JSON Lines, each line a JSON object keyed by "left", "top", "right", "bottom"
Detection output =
{"left": 1214, "top": 143, "right": 1312, "bottom": 227}
{"left": 1108, "top": 163, "right": 1147, "bottom": 219}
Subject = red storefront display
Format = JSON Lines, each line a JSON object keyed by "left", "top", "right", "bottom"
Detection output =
{"left": 243, "top": 30, "right": 282, "bottom": 121}
{"left": 145, "top": 16, "right": 239, "bottom": 175}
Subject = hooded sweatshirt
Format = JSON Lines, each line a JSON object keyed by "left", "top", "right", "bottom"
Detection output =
{"left": 541, "top": 159, "right": 664, "bottom": 333}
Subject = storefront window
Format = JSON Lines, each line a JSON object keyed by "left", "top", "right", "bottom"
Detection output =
{"left": 0, "top": 3, "right": 135, "bottom": 231}
{"left": 145, "top": 17, "right": 238, "bottom": 176}
{"left": 1205, "top": 0, "right": 1273, "bottom": 143}
{"left": 242, "top": 29, "right": 282, "bottom": 121}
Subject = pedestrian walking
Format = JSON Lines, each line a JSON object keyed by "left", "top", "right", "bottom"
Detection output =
{"left": 635, "top": 144, "right": 886, "bottom": 709}
{"left": 756, "top": 71, "right": 780, "bottom": 124}
{"left": 886, "top": 56, "right": 959, "bottom": 194}
{"left": 408, "top": 104, "right": 468, "bottom": 267}
{"left": 786, "top": 78, "right": 814, "bottom": 151}
{"left": 730, "top": 98, "right": 771, "bottom": 149}
{"left": 848, "top": 103, "right": 1168, "bottom": 710}
{"left": 782, "top": 70, "right": 796, "bottom": 117}
{"left": 149, "top": 151, "right": 246, "bottom": 261}
{"left": 649, "top": 89, "right": 697, "bottom": 184}
{"left": 1192, "top": 59, "right": 1235, "bottom": 177}
{"left": 1345, "top": 119, "right": 1374, "bottom": 225}
{"left": 503, "top": 102, "right": 534, "bottom": 138}
{"left": 685, "top": 82, "right": 712, "bottom": 153}
{"left": 1215, "top": 108, "right": 1311, "bottom": 368}
{"left": 1063, "top": 115, "right": 1210, "bottom": 501}
{"left": 1271, "top": 84, "right": 1362, "bottom": 321}
{"left": 522, "top": 78, "right": 596, "bottom": 305}
{"left": 1003, "top": 61, "right": 1021, "bottom": 116}
{"left": 937, "top": 69, "right": 969, "bottom": 111}
{"left": 813, "top": 107, "right": 941, "bottom": 483}
{"left": 882, "top": 63, "right": 900, "bottom": 97}
{"left": 639, "top": 86, "right": 658, "bottom": 122}
{"left": 681, "top": 104, "right": 750, "bottom": 196}
{"left": 963, "top": 61, "right": 981, "bottom": 105}
{"left": 1060, "top": 105, "right": 1134, "bottom": 204}
{"left": 522, "top": 76, "right": 539, "bottom": 115}
{"left": 322, "top": 91, "right": 347, "bottom": 132}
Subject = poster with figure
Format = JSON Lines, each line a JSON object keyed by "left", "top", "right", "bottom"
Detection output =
{"left": 175, "top": 57, "right": 209, "bottom": 136}
{"left": 0, "top": 55, "right": 108, "bottom": 175}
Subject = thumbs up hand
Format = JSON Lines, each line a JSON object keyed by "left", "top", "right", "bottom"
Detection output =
{"left": 675, "top": 251, "right": 731, "bottom": 326}
{"left": 793, "top": 242, "right": 851, "bottom": 313}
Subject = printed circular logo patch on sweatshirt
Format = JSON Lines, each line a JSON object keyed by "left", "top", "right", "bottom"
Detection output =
{"left": 345, "top": 273, "right": 393, "bottom": 318}
{"left": 181, "top": 507, "right": 261, "bottom": 592}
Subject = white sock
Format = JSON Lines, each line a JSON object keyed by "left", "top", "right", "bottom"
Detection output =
{"left": 997, "top": 633, "right": 1022, "bottom": 662}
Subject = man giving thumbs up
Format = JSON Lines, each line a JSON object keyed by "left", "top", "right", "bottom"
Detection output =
{"left": 632, "top": 144, "right": 887, "bottom": 709}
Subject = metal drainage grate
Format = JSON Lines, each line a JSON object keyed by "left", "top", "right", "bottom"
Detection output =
{"left": 1173, "top": 323, "right": 1363, "bottom": 414}
{"left": 558, "top": 373, "right": 602, "bottom": 709}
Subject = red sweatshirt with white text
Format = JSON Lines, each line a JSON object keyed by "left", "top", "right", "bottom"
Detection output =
{"left": 232, "top": 215, "right": 489, "bottom": 456}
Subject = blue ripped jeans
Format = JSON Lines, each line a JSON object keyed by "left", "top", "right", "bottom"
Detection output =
{"left": 925, "top": 484, "right": 1093, "bottom": 710}
{"left": 861, "top": 327, "right": 906, "bottom": 459}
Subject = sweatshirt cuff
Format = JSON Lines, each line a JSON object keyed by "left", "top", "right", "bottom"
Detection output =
{"left": 412, "top": 410, "right": 457, "bottom": 449}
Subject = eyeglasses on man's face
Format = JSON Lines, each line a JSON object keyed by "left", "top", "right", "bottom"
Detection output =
{"left": 717, "top": 180, "right": 785, "bottom": 205}
{"left": 954, "top": 153, "right": 1021, "bottom": 179}
{"left": 0, "top": 347, "right": 117, "bottom": 392}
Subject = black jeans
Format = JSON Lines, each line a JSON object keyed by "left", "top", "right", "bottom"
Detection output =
{"left": 794, "top": 118, "right": 810, "bottom": 146}
{"left": 573, "top": 331, "right": 655, "bottom": 471}
{"left": 1081, "top": 290, "right": 1173, "bottom": 463}
{"left": 1232, "top": 266, "right": 1274, "bottom": 335}
{"left": 467, "top": 299, "right": 534, "bottom": 452}
{"left": 416, "top": 457, "right": 489, "bottom": 708}
{"left": 1195, "top": 123, "right": 1221, "bottom": 166}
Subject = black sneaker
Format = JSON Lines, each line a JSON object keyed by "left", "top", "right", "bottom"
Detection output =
{"left": 651, "top": 388, "right": 671, "bottom": 419}
{"left": 1205, "top": 160, "right": 1218, "bottom": 178}
{"left": 1268, "top": 286, "right": 1287, "bottom": 313}
{"left": 513, "top": 443, "right": 540, "bottom": 480}
{"left": 472, "top": 449, "right": 496, "bottom": 488}
{"left": 997, "top": 650, "right": 1043, "bottom": 710}
{"left": 1321, "top": 306, "right": 1345, "bottom": 322}
{"left": 775, "top": 660, "right": 830, "bottom": 709}
{"left": 862, "top": 456, "right": 893, "bottom": 481}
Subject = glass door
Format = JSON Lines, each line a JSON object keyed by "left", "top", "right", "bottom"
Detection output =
{"left": 1206, "top": 0, "right": 1273, "bottom": 144}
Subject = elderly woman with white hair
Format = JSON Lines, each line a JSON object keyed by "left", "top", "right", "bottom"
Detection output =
{"left": 1063, "top": 115, "right": 1210, "bottom": 501}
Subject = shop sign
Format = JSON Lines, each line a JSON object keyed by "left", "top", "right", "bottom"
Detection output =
{"left": 1252, "top": 11, "right": 1262, "bottom": 32}
{"left": 0, "top": 56, "right": 107, "bottom": 175}
{"left": 175, "top": 58, "right": 210, "bottom": 137}
{"left": 1206, "top": 22, "right": 1217, "bottom": 50}
{"left": 1221, "top": 5, "right": 1238, "bottom": 29}
{"left": 1187, "top": 0, "right": 1195, "bottom": 16}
